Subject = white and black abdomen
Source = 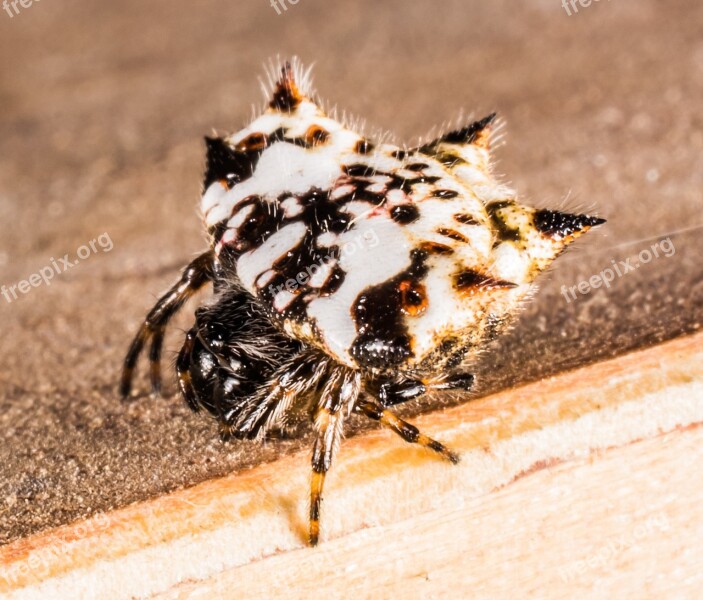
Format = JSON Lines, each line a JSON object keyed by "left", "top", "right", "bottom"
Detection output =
{"left": 200, "top": 100, "right": 603, "bottom": 376}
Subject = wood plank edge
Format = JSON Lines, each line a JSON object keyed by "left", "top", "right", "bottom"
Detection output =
{"left": 1, "top": 331, "right": 702, "bottom": 599}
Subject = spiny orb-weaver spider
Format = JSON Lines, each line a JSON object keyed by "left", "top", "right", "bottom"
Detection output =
{"left": 121, "top": 60, "right": 604, "bottom": 545}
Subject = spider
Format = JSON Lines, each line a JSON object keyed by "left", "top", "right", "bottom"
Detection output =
{"left": 120, "top": 60, "right": 604, "bottom": 545}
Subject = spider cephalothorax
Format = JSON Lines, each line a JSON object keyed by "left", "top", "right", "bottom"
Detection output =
{"left": 121, "top": 59, "right": 604, "bottom": 545}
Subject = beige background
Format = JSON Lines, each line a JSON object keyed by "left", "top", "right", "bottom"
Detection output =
{"left": 0, "top": 0, "right": 702, "bottom": 545}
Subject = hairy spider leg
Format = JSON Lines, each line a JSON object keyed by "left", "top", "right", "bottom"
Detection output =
{"left": 309, "top": 368, "right": 361, "bottom": 545}
{"left": 356, "top": 400, "right": 460, "bottom": 464}
{"left": 233, "top": 351, "right": 330, "bottom": 440}
{"left": 368, "top": 372, "right": 475, "bottom": 407}
{"left": 175, "top": 325, "right": 200, "bottom": 412}
{"left": 120, "top": 251, "right": 214, "bottom": 398}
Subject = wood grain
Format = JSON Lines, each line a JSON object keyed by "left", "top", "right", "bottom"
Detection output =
{"left": 1, "top": 331, "right": 702, "bottom": 599}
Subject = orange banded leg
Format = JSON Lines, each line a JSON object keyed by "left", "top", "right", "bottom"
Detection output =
{"left": 309, "top": 406, "right": 344, "bottom": 546}
{"left": 356, "top": 400, "right": 460, "bottom": 464}
{"left": 309, "top": 369, "right": 360, "bottom": 546}
{"left": 120, "top": 251, "right": 213, "bottom": 398}
{"left": 309, "top": 460, "right": 325, "bottom": 546}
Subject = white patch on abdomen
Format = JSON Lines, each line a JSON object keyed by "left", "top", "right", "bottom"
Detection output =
{"left": 204, "top": 142, "right": 343, "bottom": 227}
{"left": 307, "top": 212, "right": 411, "bottom": 366}
{"left": 256, "top": 143, "right": 341, "bottom": 197}
{"left": 236, "top": 221, "right": 307, "bottom": 291}
{"left": 227, "top": 204, "right": 255, "bottom": 230}
{"left": 491, "top": 242, "right": 530, "bottom": 284}
{"left": 201, "top": 182, "right": 227, "bottom": 215}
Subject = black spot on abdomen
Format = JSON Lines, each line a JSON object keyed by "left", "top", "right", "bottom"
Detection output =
{"left": 391, "top": 204, "right": 420, "bottom": 224}
{"left": 350, "top": 250, "right": 428, "bottom": 370}
{"left": 433, "top": 189, "right": 459, "bottom": 199}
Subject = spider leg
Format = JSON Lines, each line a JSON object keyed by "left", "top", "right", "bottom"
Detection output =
{"left": 369, "top": 377, "right": 427, "bottom": 407}
{"left": 309, "top": 367, "right": 361, "bottom": 546}
{"left": 368, "top": 372, "right": 475, "bottom": 407}
{"left": 431, "top": 372, "right": 475, "bottom": 393}
{"left": 120, "top": 250, "right": 214, "bottom": 398}
{"left": 234, "top": 351, "right": 330, "bottom": 439}
{"left": 175, "top": 326, "right": 200, "bottom": 412}
{"left": 356, "top": 399, "right": 460, "bottom": 464}
{"left": 213, "top": 381, "right": 235, "bottom": 442}
{"left": 148, "top": 328, "right": 166, "bottom": 396}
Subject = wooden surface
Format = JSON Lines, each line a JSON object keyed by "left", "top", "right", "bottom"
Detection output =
{"left": 2, "top": 331, "right": 702, "bottom": 599}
